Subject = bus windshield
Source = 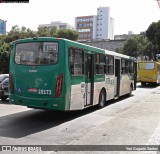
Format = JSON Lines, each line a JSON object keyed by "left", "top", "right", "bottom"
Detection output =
{"left": 138, "top": 62, "right": 155, "bottom": 70}
{"left": 15, "top": 42, "right": 58, "bottom": 65}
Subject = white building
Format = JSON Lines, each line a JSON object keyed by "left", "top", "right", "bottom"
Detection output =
{"left": 75, "top": 7, "right": 114, "bottom": 41}
{"left": 39, "top": 21, "right": 74, "bottom": 31}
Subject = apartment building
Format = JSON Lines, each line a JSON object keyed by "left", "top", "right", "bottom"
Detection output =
{"left": 39, "top": 21, "right": 74, "bottom": 31}
{"left": 75, "top": 16, "right": 97, "bottom": 40}
{"left": 0, "top": 19, "right": 7, "bottom": 35}
{"left": 75, "top": 7, "right": 114, "bottom": 41}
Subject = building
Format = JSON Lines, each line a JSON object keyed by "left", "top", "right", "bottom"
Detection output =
{"left": 0, "top": 19, "right": 7, "bottom": 35}
{"left": 80, "top": 39, "right": 125, "bottom": 51}
{"left": 96, "top": 7, "right": 114, "bottom": 40}
{"left": 75, "top": 7, "right": 114, "bottom": 41}
{"left": 75, "top": 15, "right": 97, "bottom": 40}
{"left": 114, "top": 32, "right": 144, "bottom": 40}
{"left": 38, "top": 21, "right": 74, "bottom": 31}
{"left": 80, "top": 32, "right": 145, "bottom": 51}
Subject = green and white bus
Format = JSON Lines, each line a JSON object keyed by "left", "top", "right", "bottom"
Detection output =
{"left": 9, "top": 37, "right": 136, "bottom": 111}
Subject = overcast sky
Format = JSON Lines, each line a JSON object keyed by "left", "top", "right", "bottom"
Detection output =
{"left": 0, "top": 0, "right": 159, "bottom": 35}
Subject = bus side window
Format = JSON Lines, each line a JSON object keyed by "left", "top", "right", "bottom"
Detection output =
{"left": 106, "top": 55, "right": 109, "bottom": 75}
{"left": 69, "top": 47, "right": 84, "bottom": 76}
{"left": 95, "top": 54, "right": 105, "bottom": 75}
{"left": 129, "top": 61, "right": 134, "bottom": 73}
{"left": 109, "top": 56, "right": 114, "bottom": 75}
{"left": 125, "top": 60, "right": 129, "bottom": 74}
{"left": 106, "top": 55, "right": 114, "bottom": 75}
{"left": 121, "top": 59, "right": 125, "bottom": 74}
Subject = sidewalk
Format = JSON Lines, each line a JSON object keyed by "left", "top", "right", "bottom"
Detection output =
{"left": 55, "top": 86, "right": 160, "bottom": 154}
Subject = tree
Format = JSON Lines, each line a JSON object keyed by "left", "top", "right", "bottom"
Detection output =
{"left": 0, "top": 25, "right": 36, "bottom": 73}
{"left": 122, "top": 35, "right": 151, "bottom": 60}
{"left": 0, "top": 40, "right": 10, "bottom": 73}
{"left": 123, "top": 37, "right": 138, "bottom": 57}
{"left": 146, "top": 20, "right": 160, "bottom": 60}
{"left": 7, "top": 25, "right": 36, "bottom": 42}
{"left": 115, "top": 47, "right": 123, "bottom": 54}
{"left": 136, "top": 36, "right": 151, "bottom": 60}
{"left": 56, "top": 29, "right": 79, "bottom": 41}
{"left": 37, "top": 26, "right": 57, "bottom": 37}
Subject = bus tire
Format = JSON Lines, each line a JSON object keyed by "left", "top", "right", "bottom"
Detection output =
{"left": 98, "top": 89, "right": 106, "bottom": 109}
{"left": 153, "top": 82, "right": 158, "bottom": 86}
{"left": 141, "top": 82, "right": 146, "bottom": 86}
{"left": 1, "top": 96, "right": 7, "bottom": 101}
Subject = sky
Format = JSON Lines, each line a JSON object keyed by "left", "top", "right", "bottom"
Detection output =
{"left": 0, "top": 0, "right": 159, "bottom": 35}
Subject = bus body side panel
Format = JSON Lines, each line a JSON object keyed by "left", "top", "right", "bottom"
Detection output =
{"left": 120, "top": 74, "right": 132, "bottom": 96}
{"left": 93, "top": 79, "right": 105, "bottom": 106}
{"left": 105, "top": 75, "right": 115, "bottom": 101}
{"left": 66, "top": 41, "right": 85, "bottom": 110}
{"left": 70, "top": 81, "right": 85, "bottom": 110}
{"left": 68, "top": 42, "right": 105, "bottom": 110}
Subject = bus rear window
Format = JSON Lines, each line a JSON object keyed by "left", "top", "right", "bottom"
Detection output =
{"left": 138, "top": 62, "right": 155, "bottom": 70}
{"left": 15, "top": 42, "right": 58, "bottom": 65}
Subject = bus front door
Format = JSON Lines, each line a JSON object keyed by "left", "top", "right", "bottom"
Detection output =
{"left": 85, "top": 54, "right": 94, "bottom": 106}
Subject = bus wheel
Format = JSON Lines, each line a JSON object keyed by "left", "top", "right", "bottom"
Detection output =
{"left": 141, "top": 82, "right": 146, "bottom": 86}
{"left": 98, "top": 90, "right": 106, "bottom": 109}
{"left": 153, "top": 82, "right": 158, "bottom": 86}
{"left": 1, "top": 96, "right": 7, "bottom": 101}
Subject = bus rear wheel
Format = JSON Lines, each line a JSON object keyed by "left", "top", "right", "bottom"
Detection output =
{"left": 98, "top": 90, "right": 106, "bottom": 109}
{"left": 141, "top": 82, "right": 146, "bottom": 86}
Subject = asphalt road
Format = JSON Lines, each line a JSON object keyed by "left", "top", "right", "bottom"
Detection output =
{"left": 0, "top": 83, "right": 160, "bottom": 154}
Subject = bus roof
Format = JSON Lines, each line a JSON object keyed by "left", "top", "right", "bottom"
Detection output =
{"left": 11, "top": 37, "right": 136, "bottom": 60}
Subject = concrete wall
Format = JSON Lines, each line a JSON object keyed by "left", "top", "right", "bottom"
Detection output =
{"left": 80, "top": 39, "right": 125, "bottom": 51}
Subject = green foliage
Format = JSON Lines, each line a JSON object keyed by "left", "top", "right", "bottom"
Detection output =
{"left": 0, "top": 40, "right": 10, "bottom": 73}
{"left": 56, "top": 29, "right": 79, "bottom": 41}
{"left": 123, "top": 36, "right": 138, "bottom": 57}
{"left": 146, "top": 20, "right": 160, "bottom": 60}
{"left": 36, "top": 26, "right": 79, "bottom": 41}
{"left": 0, "top": 25, "right": 79, "bottom": 73}
{"left": 120, "top": 35, "right": 153, "bottom": 60}
{"left": 115, "top": 47, "right": 123, "bottom": 53}
{"left": 0, "top": 25, "right": 37, "bottom": 73}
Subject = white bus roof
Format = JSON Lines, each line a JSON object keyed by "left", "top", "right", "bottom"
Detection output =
{"left": 105, "top": 50, "right": 134, "bottom": 60}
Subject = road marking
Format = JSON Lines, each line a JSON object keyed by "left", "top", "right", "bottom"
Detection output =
{"left": 147, "top": 127, "right": 160, "bottom": 145}
{"left": 142, "top": 127, "right": 160, "bottom": 154}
